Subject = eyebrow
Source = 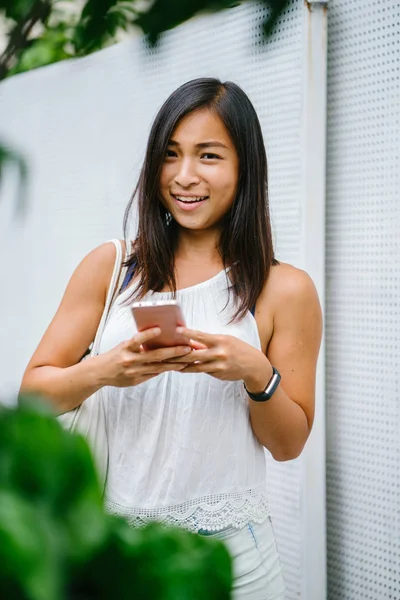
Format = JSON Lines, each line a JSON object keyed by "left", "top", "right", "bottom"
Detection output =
{"left": 168, "top": 139, "right": 229, "bottom": 150}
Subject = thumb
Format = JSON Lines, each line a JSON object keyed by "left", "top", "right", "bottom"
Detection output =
{"left": 126, "top": 327, "right": 161, "bottom": 351}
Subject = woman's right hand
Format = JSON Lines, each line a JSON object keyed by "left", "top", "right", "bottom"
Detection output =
{"left": 96, "top": 327, "right": 192, "bottom": 388}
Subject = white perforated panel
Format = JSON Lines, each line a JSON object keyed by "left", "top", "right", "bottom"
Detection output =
{"left": 326, "top": 1, "right": 400, "bottom": 599}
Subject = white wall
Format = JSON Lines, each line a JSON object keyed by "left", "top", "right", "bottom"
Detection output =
{"left": 325, "top": 1, "right": 400, "bottom": 598}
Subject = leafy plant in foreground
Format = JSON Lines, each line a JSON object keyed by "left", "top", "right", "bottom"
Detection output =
{"left": 0, "top": 397, "right": 232, "bottom": 599}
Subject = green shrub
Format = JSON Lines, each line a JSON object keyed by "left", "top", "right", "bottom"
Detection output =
{"left": 0, "top": 398, "right": 232, "bottom": 599}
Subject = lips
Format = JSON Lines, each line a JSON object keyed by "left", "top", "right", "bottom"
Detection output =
{"left": 171, "top": 193, "right": 209, "bottom": 211}
{"left": 172, "top": 194, "right": 209, "bottom": 203}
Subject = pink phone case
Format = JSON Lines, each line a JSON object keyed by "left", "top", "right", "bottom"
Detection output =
{"left": 131, "top": 301, "right": 187, "bottom": 350}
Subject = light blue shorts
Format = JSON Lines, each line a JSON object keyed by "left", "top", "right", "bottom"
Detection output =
{"left": 198, "top": 517, "right": 285, "bottom": 599}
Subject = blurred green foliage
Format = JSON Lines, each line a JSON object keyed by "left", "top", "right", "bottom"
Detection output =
{"left": 0, "top": 0, "right": 290, "bottom": 80}
{"left": 0, "top": 141, "right": 28, "bottom": 214}
{"left": 0, "top": 398, "right": 232, "bottom": 599}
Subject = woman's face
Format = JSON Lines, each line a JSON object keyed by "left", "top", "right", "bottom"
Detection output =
{"left": 160, "top": 108, "right": 239, "bottom": 233}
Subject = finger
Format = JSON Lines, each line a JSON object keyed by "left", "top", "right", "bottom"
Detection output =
{"left": 176, "top": 327, "right": 216, "bottom": 347}
{"left": 135, "top": 362, "right": 190, "bottom": 384}
{"left": 133, "top": 367, "right": 186, "bottom": 385}
{"left": 165, "top": 349, "right": 213, "bottom": 364}
{"left": 125, "top": 328, "right": 161, "bottom": 351}
{"left": 180, "top": 361, "right": 220, "bottom": 374}
{"left": 136, "top": 362, "right": 188, "bottom": 375}
{"left": 142, "top": 345, "right": 192, "bottom": 362}
{"left": 189, "top": 339, "right": 208, "bottom": 350}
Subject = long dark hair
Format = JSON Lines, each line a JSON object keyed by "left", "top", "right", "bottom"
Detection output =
{"left": 123, "top": 77, "right": 277, "bottom": 320}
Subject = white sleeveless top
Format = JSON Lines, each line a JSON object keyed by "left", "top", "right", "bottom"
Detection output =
{"left": 98, "top": 268, "right": 270, "bottom": 532}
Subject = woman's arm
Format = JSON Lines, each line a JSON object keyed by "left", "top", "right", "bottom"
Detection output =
{"left": 245, "top": 264, "right": 323, "bottom": 460}
{"left": 19, "top": 242, "right": 118, "bottom": 413}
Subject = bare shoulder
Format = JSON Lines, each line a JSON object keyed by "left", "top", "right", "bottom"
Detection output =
{"left": 255, "top": 262, "right": 321, "bottom": 352}
{"left": 262, "top": 263, "right": 322, "bottom": 338}
{"left": 267, "top": 262, "right": 319, "bottom": 303}
{"left": 22, "top": 240, "right": 123, "bottom": 373}
{"left": 73, "top": 240, "right": 124, "bottom": 298}
{"left": 79, "top": 240, "right": 119, "bottom": 275}
{"left": 257, "top": 261, "right": 322, "bottom": 330}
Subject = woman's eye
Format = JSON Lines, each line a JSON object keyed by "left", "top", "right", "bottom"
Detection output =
{"left": 201, "top": 153, "right": 220, "bottom": 160}
{"left": 165, "top": 149, "right": 177, "bottom": 158}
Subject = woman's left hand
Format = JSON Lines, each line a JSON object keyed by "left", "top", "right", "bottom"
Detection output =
{"left": 170, "top": 327, "right": 272, "bottom": 387}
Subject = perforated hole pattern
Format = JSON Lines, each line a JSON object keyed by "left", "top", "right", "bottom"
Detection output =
{"left": 326, "top": 1, "right": 400, "bottom": 599}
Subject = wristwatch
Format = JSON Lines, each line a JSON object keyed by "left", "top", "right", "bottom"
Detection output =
{"left": 243, "top": 366, "right": 281, "bottom": 402}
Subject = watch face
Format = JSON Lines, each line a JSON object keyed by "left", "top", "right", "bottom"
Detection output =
{"left": 264, "top": 374, "right": 278, "bottom": 396}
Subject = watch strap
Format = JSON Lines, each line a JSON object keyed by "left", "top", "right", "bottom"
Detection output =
{"left": 244, "top": 366, "right": 281, "bottom": 402}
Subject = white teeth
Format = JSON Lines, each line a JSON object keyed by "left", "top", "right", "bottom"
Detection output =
{"left": 174, "top": 195, "right": 207, "bottom": 203}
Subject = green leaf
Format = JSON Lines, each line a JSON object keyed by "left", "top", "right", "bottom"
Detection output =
{"left": 134, "top": 0, "right": 291, "bottom": 46}
{"left": 135, "top": 0, "right": 214, "bottom": 44}
{"left": 261, "top": 0, "right": 291, "bottom": 39}
{"left": 8, "top": 24, "right": 74, "bottom": 77}
{"left": 0, "top": 399, "right": 103, "bottom": 516}
{"left": 0, "top": 490, "right": 63, "bottom": 600}
{"left": 0, "top": 142, "right": 28, "bottom": 215}
{"left": 73, "top": 0, "right": 120, "bottom": 53}
{"left": 71, "top": 520, "right": 232, "bottom": 599}
{"left": 2, "top": 0, "right": 37, "bottom": 22}
{"left": 0, "top": 400, "right": 109, "bottom": 572}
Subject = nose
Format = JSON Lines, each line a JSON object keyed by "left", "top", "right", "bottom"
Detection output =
{"left": 174, "top": 158, "right": 201, "bottom": 188}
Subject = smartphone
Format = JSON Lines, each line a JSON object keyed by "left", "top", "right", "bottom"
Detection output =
{"left": 131, "top": 300, "right": 187, "bottom": 351}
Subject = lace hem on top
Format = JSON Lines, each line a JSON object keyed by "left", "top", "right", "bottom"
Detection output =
{"left": 104, "top": 486, "right": 270, "bottom": 533}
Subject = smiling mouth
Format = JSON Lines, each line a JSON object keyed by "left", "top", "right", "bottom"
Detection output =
{"left": 172, "top": 194, "right": 209, "bottom": 204}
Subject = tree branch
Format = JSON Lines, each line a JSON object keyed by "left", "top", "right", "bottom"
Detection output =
{"left": 0, "top": 0, "right": 53, "bottom": 80}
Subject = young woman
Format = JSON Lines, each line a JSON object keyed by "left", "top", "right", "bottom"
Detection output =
{"left": 21, "top": 78, "right": 322, "bottom": 599}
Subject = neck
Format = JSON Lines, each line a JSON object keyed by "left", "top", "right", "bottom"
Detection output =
{"left": 175, "top": 227, "right": 222, "bottom": 265}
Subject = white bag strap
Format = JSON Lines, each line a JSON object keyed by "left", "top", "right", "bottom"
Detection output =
{"left": 90, "top": 239, "right": 129, "bottom": 356}
{"left": 60, "top": 239, "right": 130, "bottom": 433}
